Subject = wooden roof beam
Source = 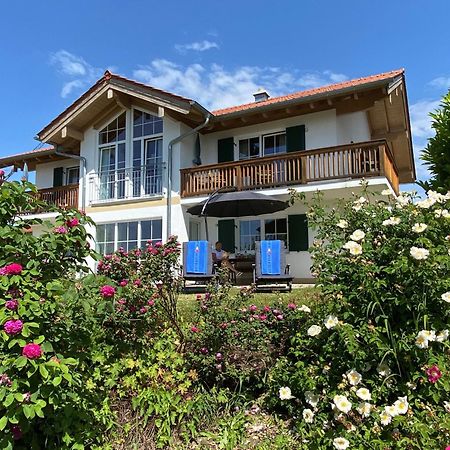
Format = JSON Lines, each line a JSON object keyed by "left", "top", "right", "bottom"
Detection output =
{"left": 61, "top": 126, "right": 84, "bottom": 141}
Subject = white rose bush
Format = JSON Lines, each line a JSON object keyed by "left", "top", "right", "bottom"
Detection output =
{"left": 269, "top": 186, "right": 450, "bottom": 449}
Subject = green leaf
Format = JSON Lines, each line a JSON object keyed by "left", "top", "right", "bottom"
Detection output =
{"left": 0, "top": 415, "right": 7, "bottom": 431}
{"left": 4, "top": 393, "right": 14, "bottom": 407}
{"left": 39, "top": 365, "right": 49, "bottom": 379}
{"left": 52, "top": 376, "right": 62, "bottom": 386}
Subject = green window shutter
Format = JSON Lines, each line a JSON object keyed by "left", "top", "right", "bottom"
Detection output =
{"left": 218, "top": 219, "right": 235, "bottom": 252}
{"left": 288, "top": 214, "right": 309, "bottom": 251}
{"left": 53, "top": 167, "right": 64, "bottom": 187}
{"left": 286, "top": 125, "right": 306, "bottom": 152}
{"left": 218, "top": 137, "right": 234, "bottom": 163}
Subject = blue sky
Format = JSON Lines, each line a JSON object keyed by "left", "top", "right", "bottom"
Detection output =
{"left": 1, "top": 0, "right": 449, "bottom": 183}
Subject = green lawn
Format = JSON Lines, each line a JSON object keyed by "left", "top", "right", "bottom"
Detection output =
{"left": 177, "top": 286, "right": 319, "bottom": 322}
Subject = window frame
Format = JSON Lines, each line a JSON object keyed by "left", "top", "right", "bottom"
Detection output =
{"left": 96, "top": 218, "right": 163, "bottom": 255}
{"left": 65, "top": 166, "right": 80, "bottom": 185}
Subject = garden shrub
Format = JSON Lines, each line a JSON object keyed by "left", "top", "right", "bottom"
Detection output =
{"left": 268, "top": 186, "right": 450, "bottom": 449}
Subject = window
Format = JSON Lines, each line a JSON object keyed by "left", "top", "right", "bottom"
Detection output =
{"left": 98, "top": 112, "right": 127, "bottom": 200}
{"left": 96, "top": 219, "right": 162, "bottom": 254}
{"left": 132, "top": 110, "right": 163, "bottom": 196}
{"left": 265, "top": 218, "right": 287, "bottom": 243}
{"left": 263, "top": 132, "right": 286, "bottom": 156}
{"left": 239, "top": 137, "right": 260, "bottom": 160}
{"left": 189, "top": 221, "right": 201, "bottom": 241}
{"left": 66, "top": 167, "right": 80, "bottom": 185}
{"left": 239, "top": 220, "right": 261, "bottom": 252}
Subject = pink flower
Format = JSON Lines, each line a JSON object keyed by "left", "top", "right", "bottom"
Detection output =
{"left": 219, "top": 322, "right": 228, "bottom": 330}
{"left": 100, "top": 285, "right": 116, "bottom": 298}
{"left": 248, "top": 304, "right": 258, "bottom": 312}
{"left": 117, "top": 298, "right": 126, "bottom": 305}
{"left": 191, "top": 326, "right": 200, "bottom": 333}
{"left": 54, "top": 226, "right": 68, "bottom": 234}
{"left": 0, "top": 169, "right": 4, "bottom": 178}
{"left": 139, "top": 307, "right": 147, "bottom": 314}
{"left": 426, "top": 365, "right": 442, "bottom": 383}
{"left": 276, "top": 314, "right": 284, "bottom": 321}
{"left": 259, "top": 314, "right": 267, "bottom": 321}
{"left": 133, "top": 279, "right": 142, "bottom": 287}
{"left": 200, "top": 347, "right": 208, "bottom": 354}
{"left": 22, "top": 343, "right": 42, "bottom": 359}
{"left": 66, "top": 218, "right": 79, "bottom": 228}
{"left": 147, "top": 299, "right": 155, "bottom": 306}
{"left": 5, "top": 300, "right": 19, "bottom": 311}
{"left": 23, "top": 392, "right": 31, "bottom": 403}
{"left": 0, "top": 374, "right": 12, "bottom": 386}
{"left": 263, "top": 305, "right": 271, "bottom": 313}
{"left": 2, "top": 263, "right": 23, "bottom": 275}
{"left": 10, "top": 424, "right": 22, "bottom": 440}
{"left": 287, "top": 303, "right": 297, "bottom": 310}
{"left": 119, "top": 279, "right": 128, "bottom": 287}
{"left": 216, "top": 352, "right": 223, "bottom": 360}
{"left": 4, "top": 319, "right": 23, "bottom": 335}
{"left": 196, "top": 294, "right": 203, "bottom": 300}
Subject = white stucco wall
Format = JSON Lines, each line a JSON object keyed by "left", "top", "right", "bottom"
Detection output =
{"left": 35, "top": 159, "right": 80, "bottom": 190}
{"left": 336, "top": 111, "right": 371, "bottom": 145}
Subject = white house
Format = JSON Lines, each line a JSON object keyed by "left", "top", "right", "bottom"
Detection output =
{"left": 0, "top": 69, "right": 415, "bottom": 282}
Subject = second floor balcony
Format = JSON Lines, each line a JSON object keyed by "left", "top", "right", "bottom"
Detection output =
{"left": 88, "top": 164, "right": 164, "bottom": 205}
{"left": 180, "top": 140, "right": 399, "bottom": 198}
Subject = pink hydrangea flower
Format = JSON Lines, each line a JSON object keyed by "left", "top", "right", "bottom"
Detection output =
{"left": 426, "top": 365, "right": 442, "bottom": 383}
{"left": 22, "top": 343, "right": 42, "bottom": 359}
{"left": 5, "top": 299, "right": 19, "bottom": 310}
{"left": 66, "top": 218, "right": 79, "bottom": 228}
{"left": 2, "top": 263, "right": 23, "bottom": 275}
{"left": 4, "top": 319, "right": 23, "bottom": 335}
{"left": 100, "top": 285, "right": 116, "bottom": 298}
{"left": 54, "top": 226, "right": 68, "bottom": 234}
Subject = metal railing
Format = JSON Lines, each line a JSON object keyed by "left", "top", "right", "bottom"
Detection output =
{"left": 88, "top": 164, "right": 164, "bottom": 204}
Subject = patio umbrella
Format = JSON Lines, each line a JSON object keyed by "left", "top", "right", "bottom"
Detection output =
{"left": 187, "top": 189, "right": 288, "bottom": 240}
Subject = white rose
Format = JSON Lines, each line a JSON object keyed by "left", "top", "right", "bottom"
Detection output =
{"left": 410, "top": 246, "right": 429, "bottom": 260}
{"left": 346, "top": 369, "right": 362, "bottom": 386}
{"left": 415, "top": 330, "right": 434, "bottom": 349}
{"left": 396, "top": 194, "right": 410, "bottom": 205}
{"left": 357, "top": 402, "right": 372, "bottom": 418}
{"left": 299, "top": 304, "right": 311, "bottom": 313}
{"left": 337, "top": 220, "right": 348, "bottom": 229}
{"left": 302, "top": 408, "right": 315, "bottom": 423}
{"left": 343, "top": 241, "right": 362, "bottom": 256}
{"left": 385, "top": 404, "right": 399, "bottom": 417}
{"left": 444, "top": 401, "right": 450, "bottom": 413}
{"left": 394, "top": 396, "right": 408, "bottom": 415}
{"left": 381, "top": 189, "right": 392, "bottom": 196}
{"left": 333, "top": 437, "right": 350, "bottom": 450}
{"left": 324, "top": 315, "right": 339, "bottom": 329}
{"left": 333, "top": 395, "right": 352, "bottom": 413}
{"left": 412, "top": 223, "right": 427, "bottom": 233}
{"left": 356, "top": 388, "right": 371, "bottom": 401}
{"left": 417, "top": 198, "right": 436, "bottom": 209}
{"left": 350, "top": 229, "right": 365, "bottom": 241}
{"left": 307, "top": 325, "right": 322, "bottom": 337}
{"left": 279, "top": 386, "right": 294, "bottom": 400}
{"left": 382, "top": 216, "right": 401, "bottom": 226}
{"left": 436, "top": 330, "right": 449, "bottom": 342}
{"left": 441, "top": 292, "right": 450, "bottom": 303}
{"left": 380, "top": 410, "right": 392, "bottom": 425}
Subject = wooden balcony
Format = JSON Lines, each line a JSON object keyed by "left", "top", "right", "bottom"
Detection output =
{"left": 180, "top": 140, "right": 399, "bottom": 198}
{"left": 34, "top": 184, "right": 79, "bottom": 211}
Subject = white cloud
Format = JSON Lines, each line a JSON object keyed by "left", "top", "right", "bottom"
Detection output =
{"left": 50, "top": 50, "right": 103, "bottom": 98}
{"left": 133, "top": 60, "right": 348, "bottom": 110}
{"left": 175, "top": 40, "right": 219, "bottom": 53}
{"left": 428, "top": 76, "right": 450, "bottom": 90}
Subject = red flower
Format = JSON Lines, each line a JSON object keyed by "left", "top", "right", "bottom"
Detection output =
{"left": 191, "top": 326, "right": 200, "bottom": 333}
{"left": 100, "top": 285, "right": 116, "bottom": 298}
{"left": 425, "top": 365, "right": 442, "bottom": 383}
{"left": 66, "top": 218, "right": 79, "bottom": 228}
{"left": 2, "top": 263, "right": 23, "bottom": 275}
{"left": 22, "top": 343, "right": 42, "bottom": 359}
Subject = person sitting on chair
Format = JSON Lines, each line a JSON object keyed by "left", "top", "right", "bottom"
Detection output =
{"left": 212, "top": 242, "right": 241, "bottom": 277}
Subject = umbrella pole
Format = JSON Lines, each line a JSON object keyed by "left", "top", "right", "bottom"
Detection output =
{"left": 204, "top": 216, "right": 209, "bottom": 242}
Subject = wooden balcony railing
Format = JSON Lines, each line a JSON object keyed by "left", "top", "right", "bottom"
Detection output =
{"left": 35, "top": 184, "right": 79, "bottom": 210}
{"left": 180, "top": 140, "right": 399, "bottom": 197}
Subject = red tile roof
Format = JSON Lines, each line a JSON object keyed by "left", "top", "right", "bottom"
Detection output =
{"left": 212, "top": 69, "right": 405, "bottom": 116}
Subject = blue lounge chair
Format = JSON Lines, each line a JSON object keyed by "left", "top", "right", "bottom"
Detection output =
{"left": 253, "top": 240, "right": 293, "bottom": 291}
{"left": 182, "top": 241, "right": 215, "bottom": 290}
